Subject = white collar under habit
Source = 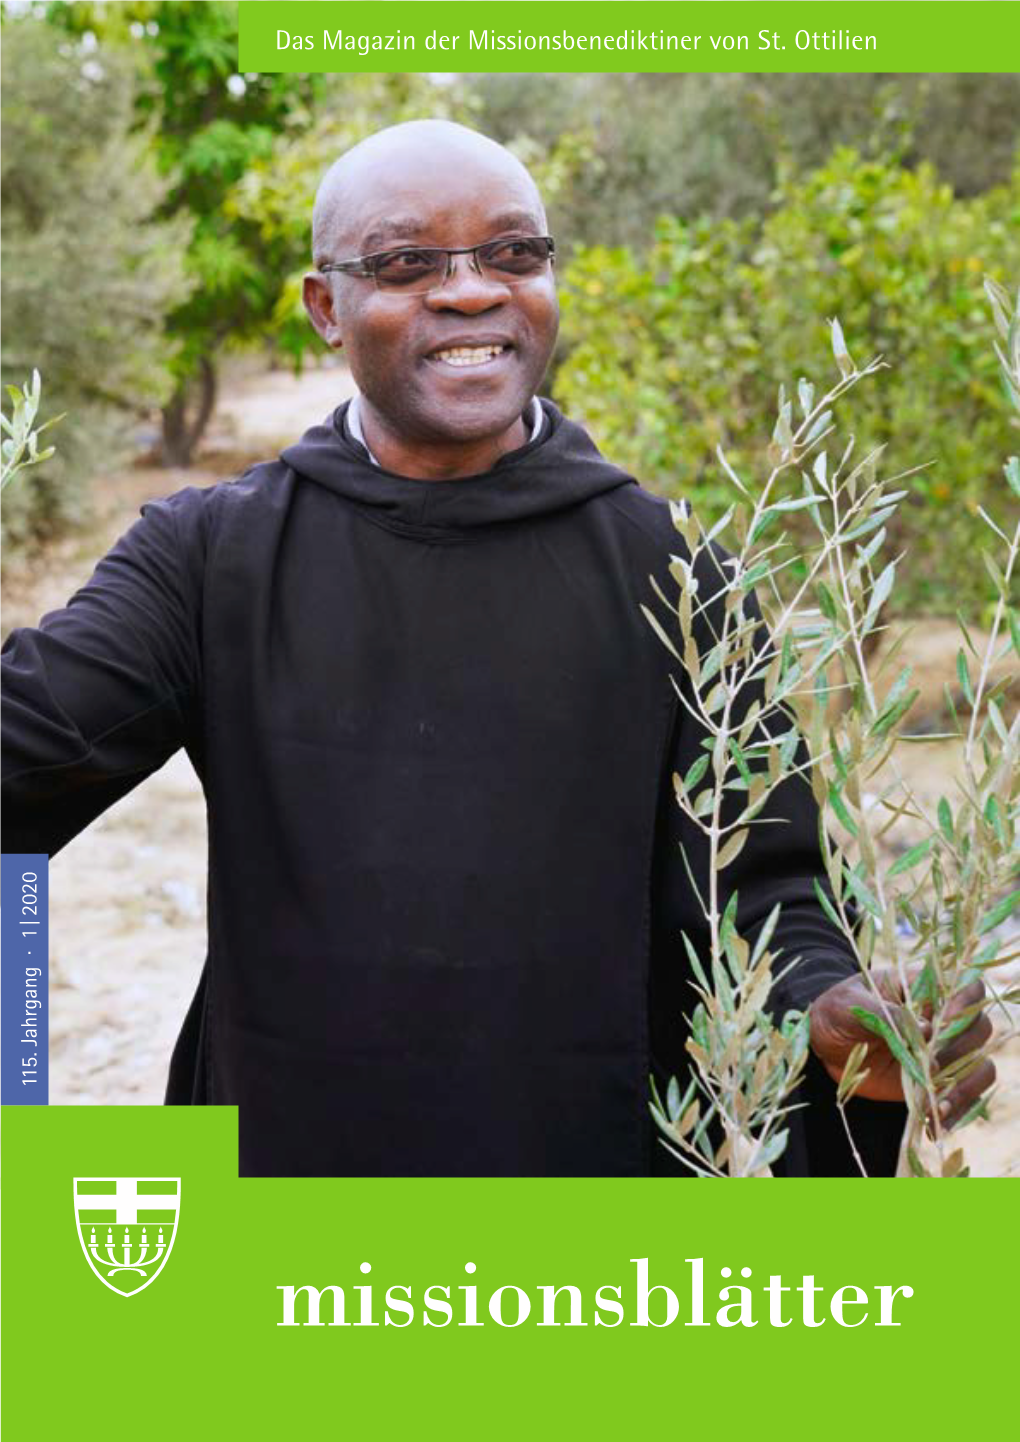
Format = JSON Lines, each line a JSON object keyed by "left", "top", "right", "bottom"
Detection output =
{"left": 347, "top": 393, "right": 543, "bottom": 467}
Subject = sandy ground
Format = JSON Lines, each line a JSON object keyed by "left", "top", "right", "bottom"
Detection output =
{"left": 3, "top": 361, "right": 1017, "bottom": 1176}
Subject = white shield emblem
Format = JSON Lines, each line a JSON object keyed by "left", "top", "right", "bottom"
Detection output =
{"left": 73, "top": 1177, "right": 181, "bottom": 1297}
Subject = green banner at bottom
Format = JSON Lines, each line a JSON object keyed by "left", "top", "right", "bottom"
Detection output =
{"left": 3, "top": 1106, "right": 1014, "bottom": 1436}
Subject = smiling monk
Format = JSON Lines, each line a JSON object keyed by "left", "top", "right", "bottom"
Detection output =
{"left": 1, "top": 121, "right": 993, "bottom": 1176}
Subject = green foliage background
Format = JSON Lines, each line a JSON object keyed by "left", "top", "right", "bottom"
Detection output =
{"left": 473, "top": 72, "right": 1020, "bottom": 249}
{"left": 0, "top": 16, "right": 190, "bottom": 547}
{"left": 556, "top": 150, "right": 1020, "bottom": 615}
{"left": 1, "top": 5, "right": 1018, "bottom": 617}
{"left": 38, "top": 0, "right": 328, "bottom": 464}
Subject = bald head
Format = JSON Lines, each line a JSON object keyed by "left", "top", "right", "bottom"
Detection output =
{"left": 302, "top": 117, "right": 559, "bottom": 478}
{"left": 312, "top": 120, "right": 545, "bottom": 266}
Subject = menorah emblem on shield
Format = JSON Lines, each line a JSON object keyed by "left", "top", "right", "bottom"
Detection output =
{"left": 74, "top": 1177, "right": 181, "bottom": 1297}
{"left": 87, "top": 1223, "right": 169, "bottom": 1276}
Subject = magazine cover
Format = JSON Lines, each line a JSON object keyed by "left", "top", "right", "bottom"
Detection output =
{"left": 2, "top": 2, "right": 1017, "bottom": 1436}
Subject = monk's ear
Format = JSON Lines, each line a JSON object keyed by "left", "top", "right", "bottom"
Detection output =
{"left": 303, "top": 273, "right": 343, "bottom": 350}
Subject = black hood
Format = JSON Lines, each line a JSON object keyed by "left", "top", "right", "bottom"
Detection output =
{"left": 280, "top": 397, "right": 635, "bottom": 533}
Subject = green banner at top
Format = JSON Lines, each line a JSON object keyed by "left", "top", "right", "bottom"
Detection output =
{"left": 239, "top": 1, "right": 1019, "bottom": 74}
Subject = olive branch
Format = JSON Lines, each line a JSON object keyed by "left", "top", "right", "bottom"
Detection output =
{"left": 1, "top": 370, "right": 62, "bottom": 491}
{"left": 648, "top": 291, "right": 1019, "bottom": 1178}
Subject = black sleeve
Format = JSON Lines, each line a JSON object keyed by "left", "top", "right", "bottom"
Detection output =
{"left": 1, "top": 488, "right": 209, "bottom": 857}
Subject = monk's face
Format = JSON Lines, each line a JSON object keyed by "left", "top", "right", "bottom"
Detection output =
{"left": 307, "top": 138, "right": 559, "bottom": 460}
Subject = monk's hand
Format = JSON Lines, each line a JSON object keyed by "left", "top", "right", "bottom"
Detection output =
{"left": 808, "top": 969, "right": 995, "bottom": 1125}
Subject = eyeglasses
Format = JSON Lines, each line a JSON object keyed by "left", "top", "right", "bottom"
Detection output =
{"left": 319, "top": 236, "right": 556, "bottom": 295}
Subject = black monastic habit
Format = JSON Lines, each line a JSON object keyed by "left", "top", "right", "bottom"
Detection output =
{"left": 1, "top": 400, "right": 904, "bottom": 1175}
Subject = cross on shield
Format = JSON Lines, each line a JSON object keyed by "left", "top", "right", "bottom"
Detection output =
{"left": 73, "top": 1177, "right": 181, "bottom": 1296}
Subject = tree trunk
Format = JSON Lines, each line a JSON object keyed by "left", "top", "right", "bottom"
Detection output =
{"left": 160, "top": 356, "right": 217, "bottom": 468}
{"left": 161, "top": 388, "right": 190, "bottom": 467}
